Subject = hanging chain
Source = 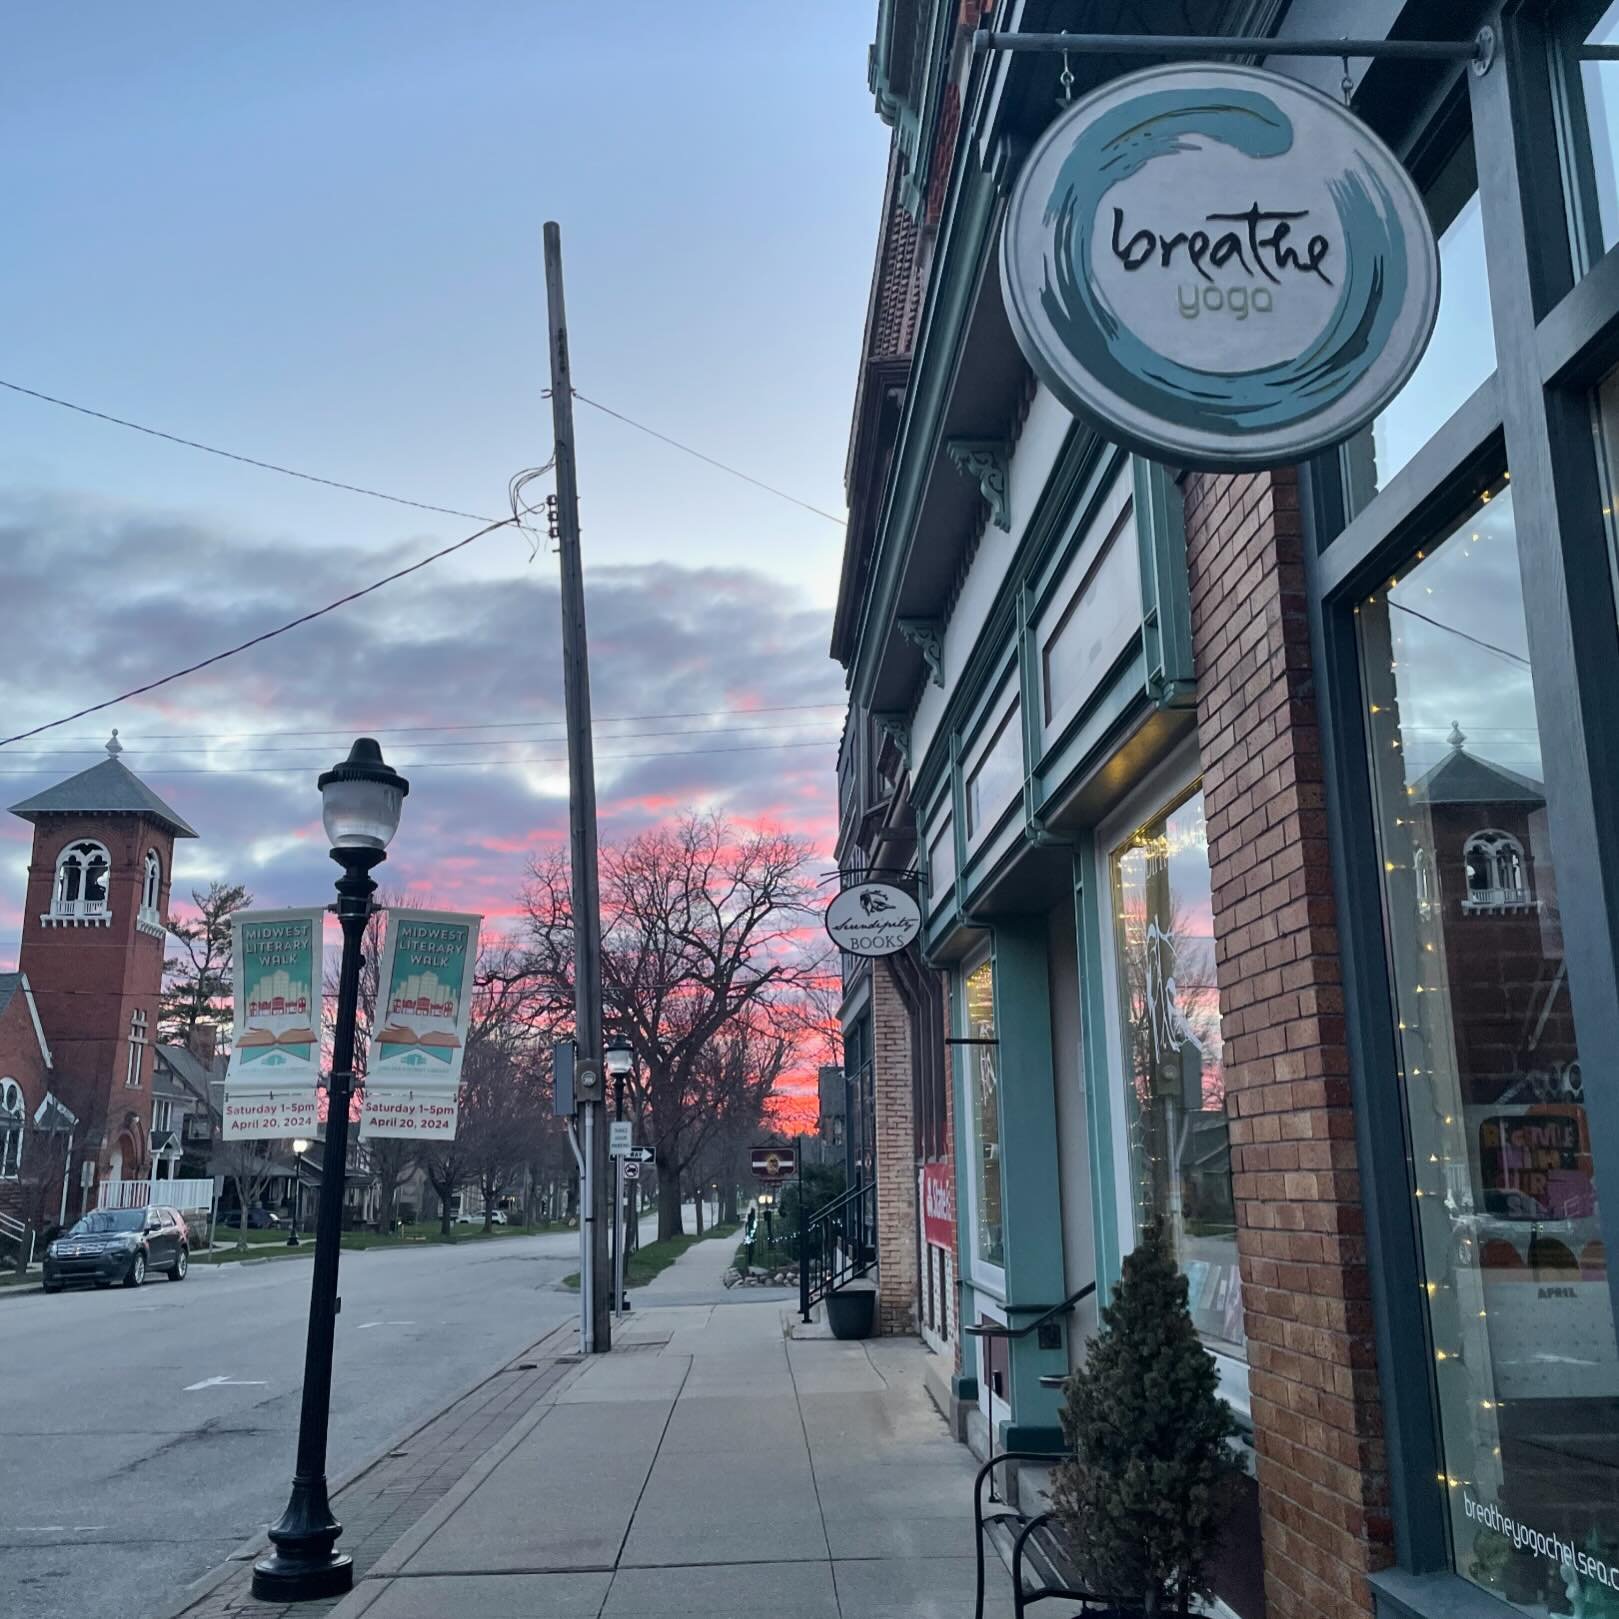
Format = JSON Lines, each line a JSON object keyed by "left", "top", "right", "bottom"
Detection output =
{"left": 1059, "top": 41, "right": 1075, "bottom": 106}
{"left": 1341, "top": 52, "right": 1354, "bottom": 106}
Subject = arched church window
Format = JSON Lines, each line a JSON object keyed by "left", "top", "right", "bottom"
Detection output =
{"left": 52, "top": 841, "right": 111, "bottom": 918}
{"left": 1462, "top": 828, "right": 1530, "bottom": 910}
{"left": 141, "top": 850, "right": 161, "bottom": 918}
{"left": 0, "top": 1079, "right": 23, "bottom": 1180}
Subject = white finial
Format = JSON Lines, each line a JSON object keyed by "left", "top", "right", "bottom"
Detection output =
{"left": 1447, "top": 721, "right": 1466, "bottom": 751}
{"left": 105, "top": 729, "right": 123, "bottom": 757}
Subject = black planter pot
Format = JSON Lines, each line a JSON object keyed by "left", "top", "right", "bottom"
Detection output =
{"left": 826, "top": 1285, "right": 876, "bottom": 1339}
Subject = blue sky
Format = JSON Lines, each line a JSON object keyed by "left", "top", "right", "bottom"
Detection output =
{"left": 0, "top": 2, "right": 889, "bottom": 961}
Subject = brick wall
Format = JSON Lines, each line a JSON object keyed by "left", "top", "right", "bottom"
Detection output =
{"left": 872, "top": 957, "right": 919, "bottom": 1335}
{"left": 17, "top": 811, "right": 174, "bottom": 1184}
{"left": 1183, "top": 468, "right": 1391, "bottom": 1619}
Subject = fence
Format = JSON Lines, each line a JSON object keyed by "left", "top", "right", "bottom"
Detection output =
{"left": 98, "top": 1177, "right": 217, "bottom": 1212}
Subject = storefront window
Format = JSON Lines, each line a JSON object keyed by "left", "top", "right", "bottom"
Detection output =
{"left": 1344, "top": 139, "right": 1493, "bottom": 512}
{"left": 1573, "top": 3, "right": 1619, "bottom": 266}
{"left": 964, "top": 955, "right": 1005, "bottom": 1270}
{"left": 1360, "top": 477, "right": 1619, "bottom": 1616}
{"left": 1110, "top": 787, "right": 1243, "bottom": 1358}
{"left": 966, "top": 701, "right": 1021, "bottom": 839}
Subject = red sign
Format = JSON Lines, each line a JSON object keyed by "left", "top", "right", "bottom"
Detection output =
{"left": 921, "top": 1162, "right": 954, "bottom": 1249}
{"left": 751, "top": 1146, "right": 796, "bottom": 1181}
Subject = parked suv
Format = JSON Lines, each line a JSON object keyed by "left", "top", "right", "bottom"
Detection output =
{"left": 42, "top": 1205, "right": 190, "bottom": 1292}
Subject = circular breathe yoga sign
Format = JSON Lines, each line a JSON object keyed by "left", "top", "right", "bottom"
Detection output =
{"left": 1000, "top": 63, "right": 1440, "bottom": 469}
{"left": 825, "top": 882, "right": 922, "bottom": 958}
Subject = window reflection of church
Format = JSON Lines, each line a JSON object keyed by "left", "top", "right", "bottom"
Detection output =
{"left": 1405, "top": 724, "right": 1614, "bottom": 1555}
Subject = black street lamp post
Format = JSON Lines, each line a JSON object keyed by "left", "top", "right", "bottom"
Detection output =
{"left": 252, "top": 739, "right": 409, "bottom": 1603}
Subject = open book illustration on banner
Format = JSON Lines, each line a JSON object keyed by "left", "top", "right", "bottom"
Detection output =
{"left": 371, "top": 910, "right": 481, "bottom": 1085}
{"left": 231, "top": 913, "right": 323, "bottom": 1074}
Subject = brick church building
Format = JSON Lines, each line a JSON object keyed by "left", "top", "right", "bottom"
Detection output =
{"left": 0, "top": 734, "right": 195, "bottom": 1235}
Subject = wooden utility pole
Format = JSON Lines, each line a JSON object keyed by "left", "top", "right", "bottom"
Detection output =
{"left": 543, "top": 221, "right": 611, "bottom": 1355}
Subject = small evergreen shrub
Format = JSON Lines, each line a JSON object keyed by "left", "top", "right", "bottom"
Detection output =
{"left": 1053, "top": 1223, "right": 1243, "bottom": 1616}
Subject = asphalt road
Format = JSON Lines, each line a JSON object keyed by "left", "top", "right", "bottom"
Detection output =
{"left": 0, "top": 1224, "right": 620, "bottom": 1619}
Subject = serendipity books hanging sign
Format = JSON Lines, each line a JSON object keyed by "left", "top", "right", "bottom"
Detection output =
{"left": 1000, "top": 63, "right": 1440, "bottom": 469}
{"left": 224, "top": 908, "right": 326, "bottom": 1138}
{"left": 360, "top": 909, "right": 481, "bottom": 1139}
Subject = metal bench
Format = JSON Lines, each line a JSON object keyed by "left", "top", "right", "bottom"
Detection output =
{"left": 973, "top": 1449, "right": 1117, "bottom": 1618}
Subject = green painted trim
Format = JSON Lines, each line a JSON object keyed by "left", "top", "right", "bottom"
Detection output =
{"left": 1133, "top": 458, "right": 1198, "bottom": 710}
{"left": 1073, "top": 838, "right": 1122, "bottom": 1301}
{"left": 953, "top": 1374, "right": 980, "bottom": 1402}
{"left": 990, "top": 918, "right": 1073, "bottom": 1439}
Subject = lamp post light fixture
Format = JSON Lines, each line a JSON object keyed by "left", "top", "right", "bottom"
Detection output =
{"left": 252, "top": 739, "right": 408, "bottom": 1603}
{"left": 603, "top": 1038, "right": 633, "bottom": 1119}
{"left": 287, "top": 1138, "right": 312, "bottom": 1246}
{"left": 602, "top": 1039, "right": 634, "bottom": 1310}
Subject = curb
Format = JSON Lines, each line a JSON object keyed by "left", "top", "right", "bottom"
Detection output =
{"left": 151, "top": 1318, "right": 580, "bottom": 1619}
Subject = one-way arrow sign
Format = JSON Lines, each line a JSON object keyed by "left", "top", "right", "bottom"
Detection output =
{"left": 627, "top": 1145, "right": 655, "bottom": 1164}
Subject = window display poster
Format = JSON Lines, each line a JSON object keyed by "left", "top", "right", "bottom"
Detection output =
{"left": 370, "top": 910, "right": 481, "bottom": 1088}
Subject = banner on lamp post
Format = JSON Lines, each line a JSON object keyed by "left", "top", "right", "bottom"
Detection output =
{"left": 370, "top": 909, "right": 481, "bottom": 1089}
{"left": 358, "top": 1089, "right": 460, "bottom": 1140}
{"left": 223, "top": 908, "right": 326, "bottom": 1139}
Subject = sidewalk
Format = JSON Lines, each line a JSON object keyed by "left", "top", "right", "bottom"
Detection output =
{"left": 328, "top": 1239, "right": 1007, "bottom": 1619}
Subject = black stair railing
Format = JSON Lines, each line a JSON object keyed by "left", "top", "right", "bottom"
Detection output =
{"left": 798, "top": 1177, "right": 876, "bottom": 1322}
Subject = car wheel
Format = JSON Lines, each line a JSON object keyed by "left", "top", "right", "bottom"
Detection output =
{"left": 169, "top": 1247, "right": 188, "bottom": 1281}
{"left": 125, "top": 1251, "right": 146, "bottom": 1288}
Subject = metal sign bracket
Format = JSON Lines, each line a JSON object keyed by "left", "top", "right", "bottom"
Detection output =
{"left": 973, "top": 27, "right": 1497, "bottom": 79}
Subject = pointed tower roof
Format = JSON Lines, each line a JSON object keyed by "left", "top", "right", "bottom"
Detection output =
{"left": 8, "top": 731, "right": 197, "bottom": 838}
{"left": 1407, "top": 721, "right": 1545, "bottom": 808}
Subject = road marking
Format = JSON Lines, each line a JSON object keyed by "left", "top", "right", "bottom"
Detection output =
{"left": 354, "top": 1320, "right": 415, "bottom": 1330}
{"left": 184, "top": 1375, "right": 268, "bottom": 1391}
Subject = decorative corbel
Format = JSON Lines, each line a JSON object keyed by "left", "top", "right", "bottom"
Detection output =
{"left": 872, "top": 712, "right": 911, "bottom": 774}
{"left": 896, "top": 618, "right": 945, "bottom": 689}
{"left": 946, "top": 438, "right": 1011, "bottom": 531}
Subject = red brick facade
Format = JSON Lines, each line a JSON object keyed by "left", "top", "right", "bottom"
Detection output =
{"left": 872, "top": 958, "right": 919, "bottom": 1336}
{"left": 1184, "top": 468, "right": 1391, "bottom": 1619}
{"left": 18, "top": 810, "right": 175, "bottom": 1186}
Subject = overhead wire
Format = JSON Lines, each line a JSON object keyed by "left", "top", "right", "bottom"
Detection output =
{"left": 45, "top": 702, "right": 846, "bottom": 746}
{"left": 0, "top": 737, "right": 840, "bottom": 777}
{"left": 0, "top": 377, "right": 522, "bottom": 526}
{"left": 0, "top": 516, "right": 525, "bottom": 749}
{"left": 12, "top": 718, "right": 843, "bottom": 758}
{"left": 570, "top": 392, "right": 846, "bottom": 526}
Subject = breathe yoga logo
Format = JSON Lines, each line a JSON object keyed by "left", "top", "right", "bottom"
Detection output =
{"left": 1000, "top": 64, "right": 1439, "bottom": 468}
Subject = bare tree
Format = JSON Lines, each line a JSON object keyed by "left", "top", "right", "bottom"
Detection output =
{"left": 7, "top": 1107, "right": 77, "bottom": 1241}
{"left": 162, "top": 880, "right": 253, "bottom": 1044}
{"left": 518, "top": 813, "right": 821, "bottom": 1239}
{"left": 216, "top": 1139, "right": 281, "bottom": 1252}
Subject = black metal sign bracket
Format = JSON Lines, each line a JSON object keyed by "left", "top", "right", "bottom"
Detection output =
{"left": 972, "top": 27, "right": 1497, "bottom": 78}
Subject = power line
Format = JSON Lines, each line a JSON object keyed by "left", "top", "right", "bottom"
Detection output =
{"left": 0, "top": 375, "right": 844, "bottom": 530}
{"left": 1387, "top": 600, "right": 1530, "bottom": 667}
{"left": 11, "top": 719, "right": 842, "bottom": 759}
{"left": 0, "top": 736, "right": 840, "bottom": 777}
{"left": 0, "top": 377, "right": 518, "bottom": 525}
{"left": 572, "top": 392, "right": 846, "bottom": 526}
{"left": 47, "top": 702, "right": 845, "bottom": 747}
{"left": 0, "top": 516, "right": 522, "bottom": 749}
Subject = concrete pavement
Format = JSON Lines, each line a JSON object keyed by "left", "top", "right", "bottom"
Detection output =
{"left": 326, "top": 1234, "right": 1009, "bottom": 1619}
